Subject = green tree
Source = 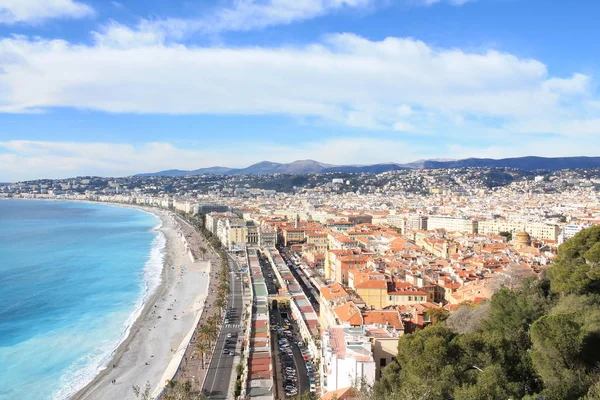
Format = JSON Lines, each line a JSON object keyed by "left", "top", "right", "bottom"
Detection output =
{"left": 547, "top": 225, "right": 600, "bottom": 295}
{"left": 214, "top": 296, "right": 227, "bottom": 317}
{"left": 199, "top": 323, "right": 217, "bottom": 347}
{"left": 454, "top": 364, "right": 517, "bottom": 400}
{"left": 530, "top": 313, "right": 590, "bottom": 399}
{"left": 195, "top": 341, "right": 210, "bottom": 369}
{"left": 498, "top": 231, "right": 512, "bottom": 241}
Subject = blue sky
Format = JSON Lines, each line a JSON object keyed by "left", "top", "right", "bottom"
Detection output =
{"left": 0, "top": 0, "right": 599, "bottom": 181}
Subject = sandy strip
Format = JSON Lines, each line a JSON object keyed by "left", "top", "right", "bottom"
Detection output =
{"left": 72, "top": 207, "right": 209, "bottom": 400}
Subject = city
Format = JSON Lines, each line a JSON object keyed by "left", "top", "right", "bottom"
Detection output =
{"left": 3, "top": 166, "right": 600, "bottom": 399}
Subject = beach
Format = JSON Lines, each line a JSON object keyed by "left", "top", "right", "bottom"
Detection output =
{"left": 73, "top": 207, "right": 210, "bottom": 400}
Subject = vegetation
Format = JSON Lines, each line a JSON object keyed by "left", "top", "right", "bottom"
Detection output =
{"left": 133, "top": 380, "right": 207, "bottom": 400}
{"left": 373, "top": 226, "right": 600, "bottom": 400}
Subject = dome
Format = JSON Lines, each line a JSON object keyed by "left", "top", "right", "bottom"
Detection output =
{"left": 516, "top": 231, "right": 531, "bottom": 241}
{"left": 514, "top": 231, "right": 531, "bottom": 249}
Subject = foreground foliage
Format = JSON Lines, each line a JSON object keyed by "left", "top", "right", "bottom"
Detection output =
{"left": 374, "top": 226, "right": 600, "bottom": 400}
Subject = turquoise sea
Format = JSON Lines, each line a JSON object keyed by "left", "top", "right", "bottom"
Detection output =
{"left": 0, "top": 199, "right": 164, "bottom": 400}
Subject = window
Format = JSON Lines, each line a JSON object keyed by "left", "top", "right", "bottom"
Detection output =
{"left": 389, "top": 296, "right": 392, "bottom": 301}
{"left": 380, "top": 358, "right": 387, "bottom": 367}
{"left": 408, "top": 296, "right": 412, "bottom": 301}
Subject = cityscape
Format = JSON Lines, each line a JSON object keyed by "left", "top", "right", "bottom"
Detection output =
{"left": 2, "top": 0, "right": 600, "bottom": 399}
{"left": 3, "top": 163, "right": 600, "bottom": 398}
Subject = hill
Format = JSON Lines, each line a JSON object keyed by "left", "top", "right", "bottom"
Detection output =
{"left": 423, "top": 156, "right": 600, "bottom": 170}
{"left": 136, "top": 156, "right": 600, "bottom": 176}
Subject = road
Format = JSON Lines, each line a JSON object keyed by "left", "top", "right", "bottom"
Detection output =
{"left": 271, "top": 306, "right": 310, "bottom": 398}
{"left": 258, "top": 250, "right": 280, "bottom": 295}
{"left": 202, "top": 254, "right": 244, "bottom": 399}
{"left": 280, "top": 249, "right": 320, "bottom": 313}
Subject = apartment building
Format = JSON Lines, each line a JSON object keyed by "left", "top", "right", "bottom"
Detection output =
{"left": 322, "top": 327, "right": 376, "bottom": 393}
{"left": 404, "top": 215, "right": 428, "bottom": 233}
{"left": 427, "top": 216, "right": 477, "bottom": 234}
{"left": 478, "top": 220, "right": 560, "bottom": 241}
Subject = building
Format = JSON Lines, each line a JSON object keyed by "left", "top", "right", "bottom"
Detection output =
{"left": 258, "top": 225, "right": 277, "bottom": 248}
{"left": 478, "top": 220, "right": 560, "bottom": 241}
{"left": 197, "top": 203, "right": 229, "bottom": 214}
{"left": 559, "top": 224, "right": 588, "bottom": 244}
{"left": 427, "top": 216, "right": 477, "bottom": 234}
{"left": 322, "top": 327, "right": 376, "bottom": 393}
{"left": 404, "top": 215, "right": 428, "bottom": 233}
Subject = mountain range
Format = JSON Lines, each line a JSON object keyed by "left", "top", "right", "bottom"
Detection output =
{"left": 136, "top": 156, "right": 600, "bottom": 176}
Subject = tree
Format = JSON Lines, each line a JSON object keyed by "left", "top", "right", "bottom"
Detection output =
{"left": 446, "top": 303, "right": 490, "bottom": 334}
{"left": 199, "top": 324, "right": 217, "bottom": 347}
{"left": 195, "top": 341, "right": 210, "bottom": 369}
{"left": 214, "top": 296, "right": 227, "bottom": 317}
{"left": 453, "top": 364, "right": 517, "bottom": 400}
{"left": 498, "top": 231, "right": 512, "bottom": 241}
{"left": 547, "top": 225, "right": 600, "bottom": 295}
{"left": 530, "top": 313, "right": 590, "bottom": 399}
{"left": 162, "top": 380, "right": 208, "bottom": 400}
{"left": 133, "top": 382, "right": 152, "bottom": 400}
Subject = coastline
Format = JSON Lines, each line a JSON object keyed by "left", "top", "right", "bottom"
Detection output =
{"left": 68, "top": 203, "right": 210, "bottom": 400}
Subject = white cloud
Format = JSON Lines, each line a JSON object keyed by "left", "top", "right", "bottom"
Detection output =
{"left": 0, "top": 32, "right": 596, "bottom": 137}
{"left": 96, "top": 0, "right": 374, "bottom": 44}
{"left": 417, "top": 0, "right": 476, "bottom": 6}
{"left": 0, "top": 0, "right": 94, "bottom": 24}
{"left": 200, "top": 0, "right": 374, "bottom": 33}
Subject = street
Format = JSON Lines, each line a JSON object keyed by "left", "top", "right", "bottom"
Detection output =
{"left": 202, "top": 254, "right": 244, "bottom": 399}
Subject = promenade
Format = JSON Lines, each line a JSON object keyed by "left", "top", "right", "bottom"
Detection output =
{"left": 170, "top": 215, "right": 225, "bottom": 393}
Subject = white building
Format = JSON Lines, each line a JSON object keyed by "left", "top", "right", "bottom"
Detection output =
{"left": 322, "top": 327, "right": 376, "bottom": 393}
{"left": 478, "top": 220, "right": 560, "bottom": 241}
{"left": 427, "top": 215, "right": 477, "bottom": 234}
{"left": 559, "top": 224, "right": 589, "bottom": 244}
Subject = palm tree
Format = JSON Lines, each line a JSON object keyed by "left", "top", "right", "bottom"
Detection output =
{"left": 207, "top": 313, "right": 220, "bottom": 328}
{"left": 214, "top": 296, "right": 227, "bottom": 317}
{"left": 200, "top": 324, "right": 217, "bottom": 347}
{"left": 219, "top": 281, "right": 230, "bottom": 294}
{"left": 195, "top": 341, "right": 210, "bottom": 369}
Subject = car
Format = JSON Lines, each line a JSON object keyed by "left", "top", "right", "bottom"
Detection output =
{"left": 223, "top": 348, "right": 229, "bottom": 354}
{"left": 285, "top": 385, "right": 297, "bottom": 391}
{"left": 227, "top": 333, "right": 232, "bottom": 338}
{"left": 229, "top": 351, "right": 235, "bottom": 356}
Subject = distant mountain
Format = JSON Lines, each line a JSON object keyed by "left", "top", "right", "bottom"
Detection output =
{"left": 233, "top": 160, "right": 334, "bottom": 175}
{"left": 137, "top": 166, "right": 234, "bottom": 177}
{"left": 421, "top": 156, "right": 600, "bottom": 171}
{"left": 136, "top": 156, "right": 600, "bottom": 176}
{"left": 323, "top": 163, "right": 408, "bottom": 174}
{"left": 136, "top": 160, "right": 333, "bottom": 176}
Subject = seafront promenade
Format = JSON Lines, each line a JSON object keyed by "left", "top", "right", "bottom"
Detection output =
{"left": 167, "top": 214, "right": 225, "bottom": 393}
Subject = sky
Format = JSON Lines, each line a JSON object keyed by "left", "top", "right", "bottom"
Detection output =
{"left": 0, "top": 0, "right": 599, "bottom": 181}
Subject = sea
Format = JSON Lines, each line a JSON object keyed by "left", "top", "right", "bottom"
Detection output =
{"left": 0, "top": 199, "right": 165, "bottom": 400}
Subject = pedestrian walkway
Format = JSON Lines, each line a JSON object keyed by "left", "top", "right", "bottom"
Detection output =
{"left": 169, "top": 215, "right": 225, "bottom": 393}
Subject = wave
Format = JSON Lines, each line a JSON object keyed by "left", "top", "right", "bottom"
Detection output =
{"left": 52, "top": 224, "right": 166, "bottom": 400}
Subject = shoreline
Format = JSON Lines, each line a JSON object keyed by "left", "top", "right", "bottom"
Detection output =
{"left": 0, "top": 198, "right": 212, "bottom": 400}
{"left": 69, "top": 201, "right": 209, "bottom": 400}
{"left": 62, "top": 201, "right": 209, "bottom": 400}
